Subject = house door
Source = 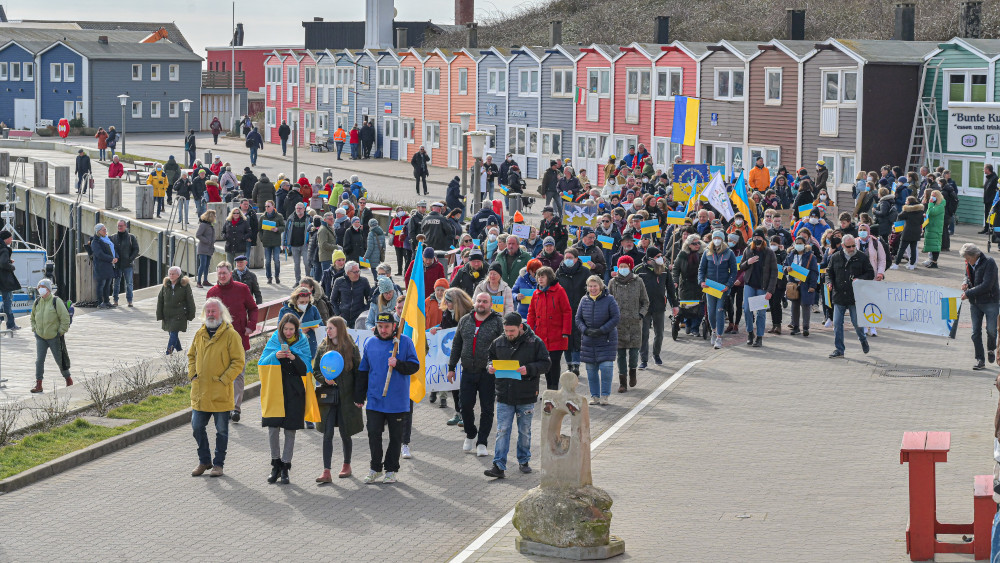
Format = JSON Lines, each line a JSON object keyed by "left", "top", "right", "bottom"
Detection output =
{"left": 14, "top": 99, "right": 34, "bottom": 130}
{"left": 576, "top": 133, "right": 608, "bottom": 184}
{"left": 508, "top": 125, "right": 528, "bottom": 172}
{"left": 449, "top": 123, "right": 462, "bottom": 168}
{"left": 384, "top": 117, "right": 399, "bottom": 161}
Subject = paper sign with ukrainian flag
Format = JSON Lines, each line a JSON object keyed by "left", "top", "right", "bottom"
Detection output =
{"left": 788, "top": 263, "right": 810, "bottom": 282}
{"left": 703, "top": 279, "right": 725, "bottom": 298}
{"left": 359, "top": 256, "right": 370, "bottom": 268}
{"left": 561, "top": 191, "right": 574, "bottom": 202}
{"left": 666, "top": 211, "right": 686, "bottom": 225}
{"left": 893, "top": 221, "right": 904, "bottom": 233}
{"left": 597, "top": 235, "right": 614, "bottom": 249}
{"left": 640, "top": 219, "right": 659, "bottom": 235}
{"left": 499, "top": 184, "right": 510, "bottom": 196}
{"left": 393, "top": 225, "right": 403, "bottom": 235}
{"left": 579, "top": 256, "right": 593, "bottom": 269}
{"left": 797, "top": 203, "right": 813, "bottom": 216}
{"left": 261, "top": 219, "right": 278, "bottom": 232}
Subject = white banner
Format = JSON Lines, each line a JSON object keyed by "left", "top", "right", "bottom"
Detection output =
{"left": 346, "top": 327, "right": 461, "bottom": 394}
{"left": 947, "top": 102, "right": 1000, "bottom": 153}
{"left": 702, "top": 171, "right": 734, "bottom": 221}
{"left": 853, "top": 280, "right": 962, "bottom": 337}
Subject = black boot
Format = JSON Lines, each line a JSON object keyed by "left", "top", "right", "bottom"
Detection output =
{"left": 628, "top": 368, "right": 637, "bottom": 388}
{"left": 280, "top": 461, "right": 291, "bottom": 485}
{"left": 267, "top": 459, "right": 281, "bottom": 484}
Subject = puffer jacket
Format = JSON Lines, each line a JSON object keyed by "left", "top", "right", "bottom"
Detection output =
{"left": 527, "top": 281, "right": 572, "bottom": 352}
{"left": 896, "top": 203, "right": 925, "bottom": 242}
{"left": 608, "top": 273, "right": 649, "bottom": 349}
{"left": 258, "top": 211, "right": 285, "bottom": 248}
{"left": 452, "top": 262, "right": 488, "bottom": 297}
{"left": 330, "top": 275, "right": 372, "bottom": 326}
{"left": 635, "top": 264, "right": 673, "bottom": 312}
{"left": 922, "top": 200, "right": 945, "bottom": 254}
{"left": 698, "top": 246, "right": 738, "bottom": 289}
{"left": 575, "top": 289, "right": 620, "bottom": 364}
{"left": 449, "top": 310, "right": 504, "bottom": 373}
{"left": 363, "top": 224, "right": 385, "bottom": 267}
{"left": 251, "top": 178, "right": 276, "bottom": 211}
{"left": 195, "top": 220, "right": 215, "bottom": 256}
{"left": 474, "top": 278, "right": 514, "bottom": 315}
{"left": 186, "top": 322, "right": 246, "bottom": 413}
{"left": 222, "top": 217, "right": 252, "bottom": 253}
{"left": 510, "top": 269, "right": 537, "bottom": 318}
{"left": 572, "top": 241, "right": 606, "bottom": 276}
{"left": 873, "top": 194, "right": 898, "bottom": 238}
{"left": 672, "top": 249, "right": 703, "bottom": 301}
{"left": 156, "top": 276, "right": 196, "bottom": 333}
{"left": 489, "top": 325, "right": 550, "bottom": 406}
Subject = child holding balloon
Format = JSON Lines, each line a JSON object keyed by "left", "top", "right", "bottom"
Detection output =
{"left": 313, "top": 316, "right": 364, "bottom": 483}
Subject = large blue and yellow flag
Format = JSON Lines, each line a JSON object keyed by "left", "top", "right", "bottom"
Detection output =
{"left": 730, "top": 171, "right": 756, "bottom": 230}
{"left": 670, "top": 96, "right": 699, "bottom": 147}
{"left": 401, "top": 242, "right": 427, "bottom": 402}
{"left": 258, "top": 329, "right": 321, "bottom": 423}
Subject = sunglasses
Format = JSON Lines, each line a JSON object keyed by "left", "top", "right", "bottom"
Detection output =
{"left": 843, "top": 244, "right": 856, "bottom": 249}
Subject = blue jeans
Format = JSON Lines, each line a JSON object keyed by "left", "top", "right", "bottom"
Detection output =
{"left": 191, "top": 409, "right": 230, "bottom": 467}
{"left": 245, "top": 242, "right": 253, "bottom": 260}
{"left": 98, "top": 148, "right": 106, "bottom": 160}
{"left": 96, "top": 277, "right": 112, "bottom": 305}
{"left": 177, "top": 198, "right": 189, "bottom": 226}
{"left": 566, "top": 344, "right": 580, "bottom": 365}
{"left": 742, "top": 286, "right": 768, "bottom": 337}
{"left": 350, "top": 143, "right": 359, "bottom": 159}
{"left": 280, "top": 138, "right": 287, "bottom": 156}
{"left": 1, "top": 289, "right": 14, "bottom": 329}
{"left": 187, "top": 149, "right": 196, "bottom": 166}
{"left": 969, "top": 301, "right": 999, "bottom": 362}
{"left": 833, "top": 304, "right": 867, "bottom": 354}
{"left": 197, "top": 254, "right": 211, "bottom": 284}
{"left": 493, "top": 402, "right": 533, "bottom": 471}
{"left": 585, "top": 361, "right": 614, "bottom": 397}
{"left": 336, "top": 141, "right": 344, "bottom": 158}
{"left": 315, "top": 259, "right": 331, "bottom": 281}
{"left": 113, "top": 266, "right": 134, "bottom": 304}
{"left": 195, "top": 198, "right": 207, "bottom": 218}
{"left": 154, "top": 196, "right": 164, "bottom": 215}
{"left": 705, "top": 291, "right": 728, "bottom": 336}
{"left": 249, "top": 147, "right": 258, "bottom": 166}
{"left": 264, "top": 246, "right": 281, "bottom": 280}
{"left": 167, "top": 331, "right": 181, "bottom": 353}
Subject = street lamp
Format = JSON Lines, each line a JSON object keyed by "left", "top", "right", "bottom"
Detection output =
{"left": 180, "top": 99, "right": 193, "bottom": 166}
{"left": 288, "top": 108, "right": 300, "bottom": 180}
{"left": 117, "top": 94, "right": 129, "bottom": 156}
{"left": 466, "top": 130, "right": 489, "bottom": 214}
{"left": 458, "top": 112, "right": 472, "bottom": 195}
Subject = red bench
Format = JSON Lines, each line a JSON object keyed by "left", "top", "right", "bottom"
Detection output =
{"left": 8, "top": 130, "right": 32, "bottom": 140}
{"left": 250, "top": 297, "right": 286, "bottom": 338}
{"left": 900, "top": 431, "right": 996, "bottom": 560}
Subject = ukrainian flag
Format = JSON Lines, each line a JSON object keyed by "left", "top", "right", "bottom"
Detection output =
{"left": 262, "top": 219, "right": 278, "bottom": 231}
{"left": 640, "top": 219, "right": 659, "bottom": 234}
{"left": 561, "top": 191, "right": 573, "bottom": 202}
{"left": 393, "top": 225, "right": 403, "bottom": 235}
{"left": 666, "top": 211, "right": 686, "bottom": 225}
{"left": 776, "top": 264, "right": 784, "bottom": 280}
{"left": 597, "top": 235, "right": 614, "bottom": 249}
{"left": 922, "top": 217, "right": 929, "bottom": 229}
{"left": 797, "top": 203, "right": 813, "bottom": 216}
{"left": 359, "top": 256, "right": 370, "bottom": 268}
{"left": 401, "top": 242, "right": 428, "bottom": 402}
{"left": 579, "top": 256, "right": 593, "bottom": 269}
{"left": 318, "top": 188, "right": 331, "bottom": 198}
{"left": 670, "top": 95, "right": 699, "bottom": 147}
{"left": 729, "top": 172, "right": 756, "bottom": 230}
{"left": 893, "top": 221, "right": 904, "bottom": 233}
{"left": 258, "top": 330, "right": 321, "bottom": 424}
{"left": 679, "top": 300, "right": 700, "bottom": 307}
{"left": 823, "top": 284, "right": 832, "bottom": 307}
{"left": 788, "top": 263, "right": 809, "bottom": 282}
{"left": 703, "top": 279, "right": 725, "bottom": 298}
{"left": 499, "top": 184, "right": 509, "bottom": 196}
{"left": 941, "top": 297, "right": 958, "bottom": 320}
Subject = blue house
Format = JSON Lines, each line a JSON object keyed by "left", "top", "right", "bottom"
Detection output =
{"left": 539, "top": 45, "right": 582, "bottom": 176}
{"left": 37, "top": 41, "right": 85, "bottom": 126}
{"left": 507, "top": 47, "right": 544, "bottom": 179}
{"left": 372, "top": 49, "right": 401, "bottom": 160}
{"left": 476, "top": 47, "right": 512, "bottom": 167}
{"left": 353, "top": 49, "right": 378, "bottom": 132}
{"left": 0, "top": 40, "right": 46, "bottom": 129}
{"left": 314, "top": 50, "right": 337, "bottom": 142}
{"left": 332, "top": 49, "right": 358, "bottom": 131}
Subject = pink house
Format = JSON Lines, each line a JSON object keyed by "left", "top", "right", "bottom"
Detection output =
{"left": 262, "top": 49, "right": 318, "bottom": 147}
{"left": 651, "top": 42, "right": 711, "bottom": 169}
{"left": 573, "top": 44, "right": 617, "bottom": 185}
{"left": 611, "top": 44, "right": 655, "bottom": 171}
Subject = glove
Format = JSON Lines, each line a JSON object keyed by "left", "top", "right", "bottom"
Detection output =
{"left": 584, "top": 328, "right": 601, "bottom": 337}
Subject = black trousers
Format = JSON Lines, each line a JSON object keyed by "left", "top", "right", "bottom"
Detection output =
{"left": 545, "top": 350, "right": 563, "bottom": 390}
{"left": 366, "top": 409, "right": 405, "bottom": 473}
{"left": 415, "top": 175, "right": 427, "bottom": 193}
{"left": 768, "top": 292, "right": 783, "bottom": 327}
{"left": 460, "top": 370, "right": 495, "bottom": 446}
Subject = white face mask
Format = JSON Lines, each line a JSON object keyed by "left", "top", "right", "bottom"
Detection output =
{"left": 297, "top": 303, "right": 307, "bottom": 312}
{"left": 819, "top": 194, "right": 827, "bottom": 200}
{"left": 713, "top": 239, "right": 723, "bottom": 248}
{"left": 618, "top": 267, "right": 630, "bottom": 277}
{"left": 794, "top": 243, "right": 805, "bottom": 252}
{"left": 654, "top": 257, "right": 664, "bottom": 265}
{"left": 735, "top": 219, "right": 743, "bottom": 226}
{"left": 809, "top": 217, "right": 819, "bottom": 225}
{"left": 769, "top": 244, "right": 778, "bottom": 252}
{"left": 396, "top": 211, "right": 404, "bottom": 217}
{"left": 488, "top": 234, "right": 498, "bottom": 241}
{"left": 38, "top": 286, "right": 49, "bottom": 297}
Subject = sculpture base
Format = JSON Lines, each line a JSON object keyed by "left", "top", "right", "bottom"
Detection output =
{"left": 515, "top": 536, "right": 625, "bottom": 560}
{"left": 513, "top": 485, "right": 614, "bottom": 548}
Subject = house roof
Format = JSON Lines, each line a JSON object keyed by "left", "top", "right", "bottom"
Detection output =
{"left": 771, "top": 39, "right": 816, "bottom": 58}
{"left": 510, "top": 46, "right": 545, "bottom": 61}
{"left": 17, "top": 20, "right": 193, "bottom": 52}
{"left": 832, "top": 39, "right": 939, "bottom": 64}
{"left": 0, "top": 28, "right": 201, "bottom": 61}
{"left": 63, "top": 38, "right": 202, "bottom": 62}
{"left": 962, "top": 39, "right": 1000, "bottom": 58}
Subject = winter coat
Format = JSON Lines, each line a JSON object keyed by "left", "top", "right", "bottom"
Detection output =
{"left": 446, "top": 177, "right": 464, "bottom": 211}
{"left": 108, "top": 161, "right": 124, "bottom": 179}
{"left": 278, "top": 302, "right": 322, "bottom": 359}
{"left": 493, "top": 248, "right": 532, "bottom": 289}
{"left": 575, "top": 290, "right": 620, "bottom": 364}
{"left": 147, "top": 170, "right": 168, "bottom": 198}
{"left": 784, "top": 249, "right": 820, "bottom": 306}
{"left": 449, "top": 310, "right": 504, "bottom": 373}
{"left": 572, "top": 241, "right": 606, "bottom": 276}
{"left": 366, "top": 287, "right": 403, "bottom": 330}
{"left": 857, "top": 236, "right": 886, "bottom": 279}
{"left": 233, "top": 267, "right": 262, "bottom": 304}
{"left": 536, "top": 249, "right": 563, "bottom": 271}
{"left": 737, "top": 244, "right": 778, "bottom": 294}
{"left": 222, "top": 217, "right": 252, "bottom": 253}
{"left": 474, "top": 278, "right": 514, "bottom": 315}
{"left": 672, "top": 249, "right": 702, "bottom": 301}
{"left": 91, "top": 236, "right": 116, "bottom": 281}
{"left": 206, "top": 280, "right": 258, "bottom": 351}
{"left": 511, "top": 270, "right": 537, "bottom": 318}
{"left": 283, "top": 190, "right": 304, "bottom": 219}
{"left": 239, "top": 171, "right": 257, "bottom": 200}
{"left": 317, "top": 224, "right": 338, "bottom": 263}
{"left": 922, "top": 201, "right": 945, "bottom": 253}
{"left": 539, "top": 217, "right": 568, "bottom": 252}
{"left": 698, "top": 246, "right": 738, "bottom": 289}
{"left": 259, "top": 333, "right": 310, "bottom": 430}
{"left": 343, "top": 226, "right": 366, "bottom": 262}
{"left": 0, "top": 240, "right": 18, "bottom": 291}
{"left": 411, "top": 151, "right": 430, "bottom": 178}
{"left": 355, "top": 332, "right": 420, "bottom": 413}
{"left": 404, "top": 259, "right": 446, "bottom": 301}
{"left": 95, "top": 130, "right": 108, "bottom": 149}
{"left": 815, "top": 167, "right": 829, "bottom": 192}
{"left": 635, "top": 264, "right": 673, "bottom": 312}
{"left": 112, "top": 231, "right": 139, "bottom": 270}
{"left": 313, "top": 338, "right": 364, "bottom": 436}
{"left": 792, "top": 189, "right": 814, "bottom": 220}
{"left": 826, "top": 249, "right": 875, "bottom": 306}
{"left": 330, "top": 275, "right": 371, "bottom": 326}
{"left": 364, "top": 225, "right": 385, "bottom": 267}
{"left": 527, "top": 281, "right": 571, "bottom": 352}
{"left": 186, "top": 321, "right": 245, "bottom": 413}
{"left": 896, "top": 203, "right": 924, "bottom": 242}
{"left": 195, "top": 220, "right": 215, "bottom": 256}
{"left": 873, "top": 194, "right": 898, "bottom": 237}
{"left": 420, "top": 211, "right": 455, "bottom": 254}
{"left": 748, "top": 165, "right": 770, "bottom": 192}
{"left": 489, "top": 326, "right": 550, "bottom": 406}
{"left": 30, "top": 294, "right": 70, "bottom": 340}
{"left": 557, "top": 260, "right": 589, "bottom": 314}
{"left": 251, "top": 178, "right": 276, "bottom": 211}
{"left": 556, "top": 176, "right": 582, "bottom": 197}
{"left": 278, "top": 123, "right": 291, "bottom": 140}
{"left": 389, "top": 215, "right": 408, "bottom": 248}
{"left": 452, "top": 263, "right": 488, "bottom": 297}
{"left": 608, "top": 273, "right": 649, "bottom": 349}
{"left": 258, "top": 211, "right": 285, "bottom": 248}
{"left": 964, "top": 254, "right": 1000, "bottom": 306}
{"left": 156, "top": 277, "right": 196, "bottom": 333}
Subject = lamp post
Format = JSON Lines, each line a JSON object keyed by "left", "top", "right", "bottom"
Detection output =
{"left": 180, "top": 99, "right": 193, "bottom": 166}
{"left": 458, "top": 112, "right": 472, "bottom": 195}
{"left": 466, "top": 130, "right": 488, "bottom": 214}
{"left": 117, "top": 94, "right": 129, "bottom": 156}
{"left": 289, "top": 108, "right": 300, "bottom": 180}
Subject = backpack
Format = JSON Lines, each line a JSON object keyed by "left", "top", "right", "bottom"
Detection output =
{"left": 245, "top": 137, "right": 254, "bottom": 148}
{"left": 36, "top": 295, "right": 73, "bottom": 325}
{"left": 945, "top": 188, "right": 960, "bottom": 216}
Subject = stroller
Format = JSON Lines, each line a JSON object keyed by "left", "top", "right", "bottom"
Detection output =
{"left": 670, "top": 295, "right": 711, "bottom": 341}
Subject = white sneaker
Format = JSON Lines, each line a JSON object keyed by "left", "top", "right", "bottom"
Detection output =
{"left": 476, "top": 444, "right": 489, "bottom": 457}
{"left": 714, "top": 336, "right": 722, "bottom": 350}
{"left": 870, "top": 328, "right": 877, "bottom": 337}
{"left": 364, "top": 469, "right": 383, "bottom": 484}
{"left": 824, "top": 320, "right": 833, "bottom": 328}
{"left": 589, "top": 396, "right": 600, "bottom": 405}
{"left": 401, "top": 445, "right": 412, "bottom": 459}
{"left": 906, "top": 264, "right": 916, "bottom": 270}
{"left": 382, "top": 471, "right": 397, "bottom": 484}
{"left": 600, "top": 396, "right": 609, "bottom": 405}
{"left": 463, "top": 437, "right": 475, "bottom": 453}
{"left": 889, "top": 264, "right": 899, "bottom": 270}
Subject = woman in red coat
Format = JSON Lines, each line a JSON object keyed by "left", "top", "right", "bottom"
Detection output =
{"left": 388, "top": 206, "right": 409, "bottom": 274}
{"left": 527, "top": 266, "right": 572, "bottom": 390}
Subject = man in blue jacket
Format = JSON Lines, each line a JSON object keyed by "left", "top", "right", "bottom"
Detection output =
{"left": 354, "top": 312, "right": 420, "bottom": 485}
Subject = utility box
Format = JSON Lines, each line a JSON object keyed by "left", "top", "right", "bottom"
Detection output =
{"left": 74, "top": 252, "right": 96, "bottom": 303}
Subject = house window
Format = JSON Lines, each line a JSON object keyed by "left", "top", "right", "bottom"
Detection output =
{"left": 458, "top": 68, "right": 468, "bottom": 94}
{"left": 424, "top": 68, "right": 440, "bottom": 94}
{"left": 0, "top": 63, "right": 7, "bottom": 81}
{"left": 541, "top": 130, "right": 562, "bottom": 157}
{"left": 423, "top": 121, "right": 441, "bottom": 148}
{"left": 168, "top": 64, "right": 179, "bottom": 81}
{"left": 587, "top": 68, "right": 611, "bottom": 96}
{"left": 63, "top": 63, "right": 74, "bottom": 82}
{"left": 551, "top": 68, "right": 573, "bottom": 97}
{"left": 265, "top": 107, "right": 276, "bottom": 127}
{"left": 402, "top": 118, "right": 415, "bottom": 143}
{"left": 150, "top": 101, "right": 161, "bottom": 118}
{"left": 715, "top": 68, "right": 744, "bottom": 100}
{"left": 765, "top": 68, "right": 782, "bottom": 104}
{"left": 749, "top": 146, "right": 781, "bottom": 174}
{"left": 357, "top": 66, "right": 368, "bottom": 90}
{"left": 519, "top": 69, "right": 539, "bottom": 96}
{"left": 23, "top": 62, "right": 32, "bottom": 81}
{"left": 131, "top": 101, "right": 142, "bottom": 118}
{"left": 50, "top": 63, "right": 61, "bottom": 82}
{"left": 487, "top": 68, "right": 507, "bottom": 94}
{"left": 823, "top": 69, "right": 857, "bottom": 105}
{"left": 151, "top": 64, "right": 160, "bottom": 81}
{"left": 379, "top": 68, "right": 398, "bottom": 87}
{"left": 169, "top": 101, "right": 178, "bottom": 118}
{"left": 655, "top": 68, "right": 682, "bottom": 100}
{"left": 947, "top": 71, "right": 988, "bottom": 105}
{"left": 626, "top": 69, "right": 651, "bottom": 99}
{"left": 401, "top": 68, "right": 414, "bottom": 92}
{"left": 481, "top": 124, "right": 497, "bottom": 153}
{"left": 132, "top": 64, "right": 141, "bottom": 81}
{"left": 10, "top": 63, "right": 19, "bottom": 81}
{"left": 288, "top": 66, "right": 299, "bottom": 86}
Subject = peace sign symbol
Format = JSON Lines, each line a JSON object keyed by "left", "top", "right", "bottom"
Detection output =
{"left": 863, "top": 303, "right": 882, "bottom": 324}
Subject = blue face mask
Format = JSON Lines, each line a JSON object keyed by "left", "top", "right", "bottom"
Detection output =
{"left": 564, "top": 258, "right": 576, "bottom": 267}
{"left": 727, "top": 242, "right": 736, "bottom": 248}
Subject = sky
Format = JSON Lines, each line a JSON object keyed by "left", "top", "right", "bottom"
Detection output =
{"left": 4, "top": 0, "right": 536, "bottom": 56}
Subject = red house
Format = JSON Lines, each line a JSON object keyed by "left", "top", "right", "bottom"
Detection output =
{"left": 262, "top": 49, "right": 318, "bottom": 147}
{"left": 651, "top": 41, "right": 711, "bottom": 170}
{"left": 205, "top": 45, "right": 300, "bottom": 93}
{"left": 573, "top": 44, "right": 617, "bottom": 185}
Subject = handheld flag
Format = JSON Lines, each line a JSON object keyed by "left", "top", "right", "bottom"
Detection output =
{"left": 261, "top": 219, "right": 278, "bottom": 232}
{"left": 499, "top": 184, "right": 509, "bottom": 196}
{"left": 797, "top": 203, "right": 813, "bottom": 216}
{"left": 579, "top": 256, "right": 593, "bottom": 269}
{"left": 597, "top": 235, "right": 614, "bottom": 249}
{"left": 941, "top": 297, "right": 958, "bottom": 320}
{"left": 393, "top": 225, "right": 403, "bottom": 235}
{"left": 561, "top": 191, "right": 574, "bottom": 202}
{"left": 400, "top": 242, "right": 428, "bottom": 402}
{"left": 520, "top": 288, "right": 535, "bottom": 305}
{"left": 670, "top": 95, "right": 700, "bottom": 147}
{"left": 640, "top": 219, "right": 659, "bottom": 234}
{"left": 776, "top": 264, "right": 784, "bottom": 280}
{"left": 823, "top": 283, "right": 832, "bottom": 307}
{"left": 666, "top": 211, "right": 686, "bottom": 225}
{"left": 300, "top": 318, "right": 321, "bottom": 330}
{"left": 893, "top": 221, "right": 904, "bottom": 233}
{"left": 679, "top": 300, "right": 700, "bottom": 307}
{"left": 493, "top": 359, "right": 522, "bottom": 380}
{"left": 788, "top": 263, "right": 809, "bottom": 282}
{"left": 729, "top": 172, "right": 756, "bottom": 230}
{"left": 318, "top": 187, "right": 331, "bottom": 198}
{"left": 703, "top": 279, "right": 725, "bottom": 299}
{"left": 491, "top": 295, "right": 505, "bottom": 313}
{"left": 359, "top": 256, "right": 370, "bottom": 268}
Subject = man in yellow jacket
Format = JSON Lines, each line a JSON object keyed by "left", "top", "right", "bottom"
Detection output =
{"left": 187, "top": 297, "right": 246, "bottom": 477}
{"left": 332, "top": 126, "right": 347, "bottom": 160}
{"left": 147, "top": 163, "right": 169, "bottom": 218}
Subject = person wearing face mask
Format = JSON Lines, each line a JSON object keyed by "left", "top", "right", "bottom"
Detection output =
{"left": 783, "top": 231, "right": 820, "bottom": 336}
{"left": 922, "top": 189, "right": 946, "bottom": 269}
{"left": 814, "top": 189, "right": 830, "bottom": 207}
{"left": 890, "top": 195, "right": 924, "bottom": 271}
{"left": 766, "top": 235, "right": 788, "bottom": 335}
{"left": 873, "top": 187, "right": 897, "bottom": 247}
{"left": 737, "top": 227, "right": 778, "bottom": 347}
{"left": 855, "top": 223, "right": 886, "bottom": 282}
{"left": 389, "top": 206, "right": 410, "bottom": 273}
{"left": 826, "top": 234, "right": 875, "bottom": 358}
{"left": 795, "top": 209, "right": 829, "bottom": 247}
{"left": 147, "top": 163, "right": 169, "bottom": 218}
{"left": 723, "top": 233, "right": 746, "bottom": 334}
{"left": 726, "top": 213, "right": 751, "bottom": 246}
{"left": 608, "top": 256, "right": 648, "bottom": 391}
{"left": 366, "top": 276, "right": 405, "bottom": 330}
{"left": 29, "top": 278, "right": 72, "bottom": 393}
{"left": 278, "top": 287, "right": 322, "bottom": 360}
{"left": 671, "top": 234, "right": 704, "bottom": 338}
{"left": 699, "top": 229, "right": 739, "bottom": 349}
{"left": 557, "top": 248, "right": 590, "bottom": 374}
{"left": 635, "top": 247, "right": 674, "bottom": 368}
{"left": 511, "top": 259, "right": 542, "bottom": 318}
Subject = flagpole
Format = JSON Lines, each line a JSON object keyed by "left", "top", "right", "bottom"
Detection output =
{"left": 384, "top": 241, "right": 422, "bottom": 396}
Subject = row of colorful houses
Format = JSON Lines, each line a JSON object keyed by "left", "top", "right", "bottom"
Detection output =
{"left": 261, "top": 37, "right": 1000, "bottom": 221}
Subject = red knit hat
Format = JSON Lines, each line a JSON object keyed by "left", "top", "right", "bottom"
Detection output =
{"left": 617, "top": 256, "right": 634, "bottom": 268}
{"left": 434, "top": 278, "right": 450, "bottom": 289}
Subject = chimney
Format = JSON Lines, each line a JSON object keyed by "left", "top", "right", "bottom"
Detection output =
{"left": 960, "top": 1, "right": 982, "bottom": 38}
{"left": 235, "top": 23, "right": 244, "bottom": 46}
{"left": 396, "top": 27, "right": 408, "bottom": 49}
{"left": 313, "top": 17, "right": 323, "bottom": 22}
{"left": 894, "top": 3, "right": 915, "bottom": 41}
{"left": 0, "top": 5, "right": 8, "bottom": 23}
{"left": 549, "top": 21, "right": 562, "bottom": 47}
{"left": 654, "top": 16, "right": 669, "bottom": 44}
{"left": 98, "top": 35, "right": 108, "bottom": 45}
{"left": 786, "top": 9, "right": 805, "bottom": 40}
{"left": 467, "top": 23, "right": 478, "bottom": 49}
{"left": 455, "top": 0, "right": 474, "bottom": 26}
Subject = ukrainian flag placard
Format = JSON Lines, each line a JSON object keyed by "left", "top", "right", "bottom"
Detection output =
{"left": 579, "top": 256, "right": 593, "bottom": 269}
{"left": 393, "top": 225, "right": 403, "bottom": 235}
{"left": 666, "top": 211, "right": 686, "bottom": 225}
{"left": 499, "top": 184, "right": 509, "bottom": 196}
{"left": 300, "top": 318, "right": 321, "bottom": 330}
{"left": 788, "top": 263, "right": 809, "bottom": 282}
{"left": 797, "top": 203, "right": 813, "bottom": 216}
{"left": 703, "top": 279, "right": 725, "bottom": 298}
{"left": 823, "top": 283, "right": 832, "bottom": 306}
{"left": 520, "top": 288, "right": 535, "bottom": 304}
{"left": 941, "top": 297, "right": 958, "bottom": 320}
{"left": 561, "top": 191, "right": 573, "bottom": 202}
{"left": 776, "top": 264, "right": 784, "bottom": 280}
{"left": 640, "top": 219, "right": 659, "bottom": 234}
{"left": 262, "top": 219, "right": 278, "bottom": 232}
{"left": 893, "top": 221, "right": 904, "bottom": 233}
{"left": 597, "top": 235, "right": 614, "bottom": 249}
{"left": 679, "top": 300, "right": 700, "bottom": 307}
{"left": 491, "top": 295, "right": 505, "bottom": 313}
{"left": 359, "top": 256, "right": 370, "bottom": 268}
{"left": 670, "top": 95, "right": 700, "bottom": 147}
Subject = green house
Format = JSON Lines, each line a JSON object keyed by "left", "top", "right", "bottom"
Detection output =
{"left": 914, "top": 38, "right": 1000, "bottom": 224}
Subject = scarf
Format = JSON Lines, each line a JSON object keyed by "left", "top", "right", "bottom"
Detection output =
{"left": 231, "top": 217, "right": 240, "bottom": 226}
{"left": 100, "top": 235, "right": 116, "bottom": 258}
